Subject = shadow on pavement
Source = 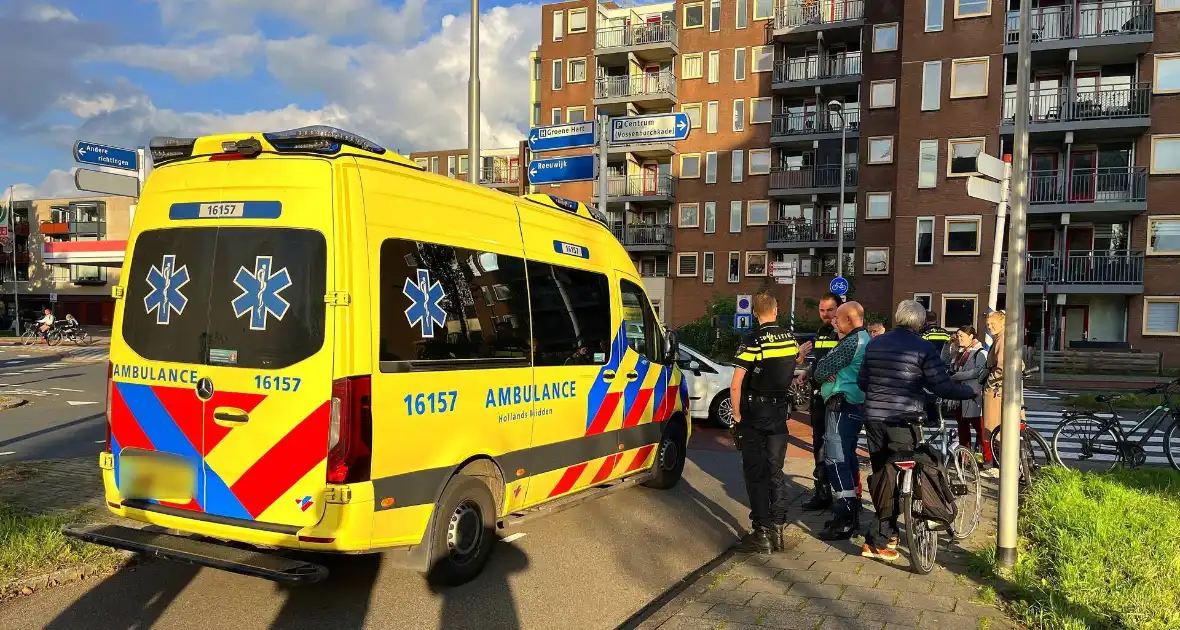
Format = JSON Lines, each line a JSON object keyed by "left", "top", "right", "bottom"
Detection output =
{"left": 0, "top": 413, "right": 104, "bottom": 450}
{"left": 430, "top": 541, "right": 529, "bottom": 630}
{"left": 267, "top": 553, "right": 383, "bottom": 630}
{"left": 7, "top": 372, "right": 85, "bottom": 386}
{"left": 43, "top": 564, "right": 202, "bottom": 630}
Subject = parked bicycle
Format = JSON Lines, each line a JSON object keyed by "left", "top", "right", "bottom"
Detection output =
{"left": 986, "top": 368, "right": 1055, "bottom": 488}
{"left": 1052, "top": 377, "right": 1180, "bottom": 472}
{"left": 49, "top": 324, "right": 92, "bottom": 347}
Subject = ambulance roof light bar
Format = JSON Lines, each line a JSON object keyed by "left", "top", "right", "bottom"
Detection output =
{"left": 263, "top": 126, "right": 386, "bottom": 156}
{"left": 149, "top": 136, "right": 198, "bottom": 166}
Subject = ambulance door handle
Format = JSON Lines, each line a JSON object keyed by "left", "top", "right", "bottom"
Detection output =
{"left": 602, "top": 370, "right": 616, "bottom": 382}
{"left": 625, "top": 371, "right": 639, "bottom": 381}
{"left": 213, "top": 407, "right": 250, "bottom": 427}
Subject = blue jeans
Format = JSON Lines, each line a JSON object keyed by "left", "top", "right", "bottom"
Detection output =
{"left": 824, "top": 400, "right": 864, "bottom": 518}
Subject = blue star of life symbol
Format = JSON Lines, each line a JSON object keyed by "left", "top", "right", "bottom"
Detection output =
{"left": 232, "top": 256, "right": 292, "bottom": 331}
{"left": 402, "top": 269, "right": 447, "bottom": 338}
{"left": 144, "top": 254, "right": 189, "bottom": 325}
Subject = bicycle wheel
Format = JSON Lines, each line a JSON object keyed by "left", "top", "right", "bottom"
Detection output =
{"left": 1053, "top": 414, "right": 1122, "bottom": 471}
{"left": 1026, "top": 428, "right": 1054, "bottom": 470}
{"left": 46, "top": 330, "right": 62, "bottom": 347}
{"left": 949, "top": 446, "right": 981, "bottom": 540}
{"left": 988, "top": 426, "right": 1037, "bottom": 487}
{"left": 901, "top": 494, "right": 938, "bottom": 575}
{"left": 1163, "top": 421, "right": 1180, "bottom": 473}
{"left": 72, "top": 331, "right": 92, "bottom": 346}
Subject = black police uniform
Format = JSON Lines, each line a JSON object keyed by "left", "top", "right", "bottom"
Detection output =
{"left": 732, "top": 322, "right": 799, "bottom": 551}
{"left": 921, "top": 324, "right": 953, "bottom": 354}
{"left": 806, "top": 322, "right": 840, "bottom": 505}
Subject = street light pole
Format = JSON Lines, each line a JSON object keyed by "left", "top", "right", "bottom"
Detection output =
{"left": 468, "top": 0, "right": 480, "bottom": 187}
{"left": 828, "top": 100, "right": 846, "bottom": 278}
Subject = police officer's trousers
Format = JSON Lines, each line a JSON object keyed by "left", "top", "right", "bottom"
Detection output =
{"left": 738, "top": 398, "right": 792, "bottom": 529}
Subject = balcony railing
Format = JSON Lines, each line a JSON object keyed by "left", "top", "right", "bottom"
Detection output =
{"left": 1002, "top": 250, "right": 1144, "bottom": 285}
{"left": 594, "top": 174, "right": 675, "bottom": 198}
{"left": 768, "top": 218, "right": 856, "bottom": 244}
{"left": 772, "top": 52, "right": 862, "bottom": 83}
{"left": 771, "top": 109, "right": 860, "bottom": 137}
{"left": 1003, "top": 83, "right": 1151, "bottom": 124}
{"left": 595, "top": 72, "right": 677, "bottom": 100}
{"left": 770, "top": 165, "right": 858, "bottom": 190}
{"left": 772, "top": 0, "right": 865, "bottom": 30}
{"left": 610, "top": 223, "right": 674, "bottom": 248}
{"left": 480, "top": 165, "right": 520, "bottom": 186}
{"left": 1005, "top": 2, "right": 1153, "bottom": 45}
{"left": 1028, "top": 167, "right": 1147, "bottom": 205}
{"left": 595, "top": 20, "right": 678, "bottom": 49}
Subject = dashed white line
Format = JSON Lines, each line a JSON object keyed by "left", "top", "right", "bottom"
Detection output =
{"left": 67, "top": 401, "right": 98, "bottom": 406}
{"left": 0, "top": 452, "right": 15, "bottom": 456}
{"left": 51, "top": 387, "right": 85, "bottom": 393}
{"left": 500, "top": 533, "right": 527, "bottom": 543}
{"left": 17, "top": 354, "right": 30, "bottom": 358}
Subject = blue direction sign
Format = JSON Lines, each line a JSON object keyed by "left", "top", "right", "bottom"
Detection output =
{"left": 528, "top": 121, "right": 597, "bottom": 152}
{"left": 610, "top": 113, "right": 690, "bottom": 144}
{"left": 734, "top": 313, "right": 752, "bottom": 333}
{"left": 74, "top": 141, "right": 137, "bottom": 172}
{"left": 527, "top": 154, "right": 596, "bottom": 185}
{"left": 829, "top": 276, "right": 850, "bottom": 296}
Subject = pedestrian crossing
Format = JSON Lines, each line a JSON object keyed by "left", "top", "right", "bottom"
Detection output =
{"left": 1023, "top": 409, "right": 1175, "bottom": 467}
{"left": 0, "top": 360, "right": 71, "bottom": 376}
{"left": 64, "top": 347, "right": 109, "bottom": 362}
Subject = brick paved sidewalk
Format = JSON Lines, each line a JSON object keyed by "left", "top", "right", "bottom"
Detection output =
{"left": 0, "top": 457, "right": 107, "bottom": 518}
{"left": 630, "top": 458, "right": 1014, "bottom": 630}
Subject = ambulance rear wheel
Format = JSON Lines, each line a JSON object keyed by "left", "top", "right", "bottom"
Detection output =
{"left": 643, "top": 420, "right": 687, "bottom": 490}
{"left": 424, "top": 475, "right": 496, "bottom": 587}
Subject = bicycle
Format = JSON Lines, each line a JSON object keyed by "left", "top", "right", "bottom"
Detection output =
{"left": 890, "top": 406, "right": 982, "bottom": 575}
{"left": 1052, "top": 377, "right": 1180, "bottom": 472}
{"left": 19, "top": 323, "right": 43, "bottom": 346}
{"left": 56, "top": 325, "right": 92, "bottom": 346}
{"left": 986, "top": 368, "right": 1055, "bottom": 488}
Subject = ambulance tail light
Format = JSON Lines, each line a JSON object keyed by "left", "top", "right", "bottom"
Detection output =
{"left": 104, "top": 361, "right": 113, "bottom": 452}
{"left": 327, "top": 376, "right": 373, "bottom": 484}
{"left": 209, "top": 138, "right": 262, "bottom": 161}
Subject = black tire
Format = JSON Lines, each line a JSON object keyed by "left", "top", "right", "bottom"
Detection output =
{"left": 1053, "top": 415, "right": 1121, "bottom": 471}
{"left": 423, "top": 475, "right": 497, "bottom": 587}
{"left": 1164, "top": 420, "right": 1180, "bottom": 473}
{"left": 46, "top": 330, "right": 62, "bottom": 347}
{"left": 643, "top": 419, "right": 687, "bottom": 490}
{"left": 901, "top": 494, "right": 937, "bottom": 575}
{"left": 988, "top": 426, "right": 1040, "bottom": 487}
{"left": 1027, "top": 427, "right": 1054, "bottom": 470}
{"left": 950, "top": 446, "right": 981, "bottom": 541}
{"left": 708, "top": 392, "right": 735, "bottom": 428}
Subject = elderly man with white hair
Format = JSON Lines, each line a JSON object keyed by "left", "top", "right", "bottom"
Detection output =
{"left": 855, "top": 299, "right": 975, "bottom": 561}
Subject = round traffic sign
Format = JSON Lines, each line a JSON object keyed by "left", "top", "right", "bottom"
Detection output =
{"left": 829, "top": 276, "right": 850, "bottom": 296}
{"left": 737, "top": 296, "right": 751, "bottom": 311}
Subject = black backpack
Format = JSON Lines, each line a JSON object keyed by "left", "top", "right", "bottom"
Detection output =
{"left": 911, "top": 444, "right": 959, "bottom": 533}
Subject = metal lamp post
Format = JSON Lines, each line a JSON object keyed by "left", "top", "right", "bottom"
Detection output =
{"left": 468, "top": 0, "right": 480, "bottom": 187}
{"left": 828, "top": 100, "right": 847, "bottom": 277}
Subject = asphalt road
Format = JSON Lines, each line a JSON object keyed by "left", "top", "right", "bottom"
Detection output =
{"left": 0, "top": 353, "right": 108, "bottom": 461}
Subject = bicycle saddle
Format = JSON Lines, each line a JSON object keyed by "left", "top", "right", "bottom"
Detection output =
{"left": 1095, "top": 394, "right": 1122, "bottom": 403}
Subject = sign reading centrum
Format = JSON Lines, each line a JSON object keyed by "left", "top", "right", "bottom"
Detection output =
{"left": 609, "top": 113, "right": 691, "bottom": 144}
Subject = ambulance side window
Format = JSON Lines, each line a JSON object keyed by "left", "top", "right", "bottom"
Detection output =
{"left": 620, "top": 280, "right": 663, "bottom": 364}
{"left": 527, "top": 262, "right": 612, "bottom": 367}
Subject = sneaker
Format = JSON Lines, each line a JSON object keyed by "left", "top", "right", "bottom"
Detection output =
{"left": 981, "top": 467, "right": 1000, "bottom": 479}
{"left": 886, "top": 536, "right": 899, "bottom": 550}
{"left": 861, "top": 543, "right": 900, "bottom": 561}
{"left": 819, "top": 517, "right": 856, "bottom": 541}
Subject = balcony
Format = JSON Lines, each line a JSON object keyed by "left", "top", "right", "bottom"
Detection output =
{"left": 593, "top": 174, "right": 675, "bottom": 204}
{"left": 1001, "top": 250, "right": 1144, "bottom": 293}
{"left": 479, "top": 166, "right": 520, "bottom": 190}
{"left": 767, "top": 218, "right": 856, "bottom": 250}
{"left": 594, "top": 72, "right": 677, "bottom": 112}
{"left": 40, "top": 222, "right": 70, "bottom": 236}
{"left": 1001, "top": 84, "right": 1150, "bottom": 139}
{"left": 1028, "top": 167, "right": 1147, "bottom": 215}
{"left": 1004, "top": 2, "right": 1153, "bottom": 62}
{"left": 594, "top": 21, "right": 678, "bottom": 65}
{"left": 610, "top": 223, "right": 674, "bottom": 253}
{"left": 769, "top": 165, "right": 858, "bottom": 197}
{"left": 771, "top": 53, "right": 862, "bottom": 93}
{"left": 770, "top": 0, "right": 865, "bottom": 43}
{"left": 771, "top": 110, "right": 860, "bottom": 145}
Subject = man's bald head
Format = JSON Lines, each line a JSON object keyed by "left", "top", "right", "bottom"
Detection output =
{"left": 834, "top": 301, "right": 865, "bottom": 335}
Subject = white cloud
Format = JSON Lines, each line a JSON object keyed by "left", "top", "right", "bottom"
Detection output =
{"left": 89, "top": 34, "right": 262, "bottom": 81}
{"left": 22, "top": 3, "right": 77, "bottom": 23}
{"left": 152, "top": 0, "right": 430, "bottom": 45}
{"left": 9, "top": 168, "right": 86, "bottom": 201}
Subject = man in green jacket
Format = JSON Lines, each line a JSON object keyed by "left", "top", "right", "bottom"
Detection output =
{"left": 814, "top": 301, "right": 870, "bottom": 541}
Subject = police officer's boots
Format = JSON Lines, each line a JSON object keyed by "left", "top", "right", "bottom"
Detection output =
{"left": 737, "top": 526, "right": 774, "bottom": 554}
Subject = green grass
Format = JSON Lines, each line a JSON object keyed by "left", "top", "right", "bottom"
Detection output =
{"left": 1061, "top": 393, "right": 1163, "bottom": 410}
{"left": 0, "top": 503, "right": 121, "bottom": 585}
{"left": 971, "top": 467, "right": 1180, "bottom": 630}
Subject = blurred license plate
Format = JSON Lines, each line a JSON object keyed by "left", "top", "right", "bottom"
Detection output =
{"left": 119, "top": 451, "right": 197, "bottom": 503}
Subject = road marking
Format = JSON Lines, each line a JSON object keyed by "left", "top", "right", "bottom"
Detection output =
{"left": 51, "top": 387, "right": 86, "bottom": 393}
{"left": 67, "top": 401, "right": 99, "bottom": 406}
{"left": 500, "top": 533, "right": 527, "bottom": 543}
{"left": 0, "top": 452, "right": 15, "bottom": 456}
{"left": 4, "top": 361, "right": 22, "bottom": 365}
{"left": 94, "top": 440, "right": 107, "bottom": 444}
{"left": 17, "top": 354, "right": 30, "bottom": 358}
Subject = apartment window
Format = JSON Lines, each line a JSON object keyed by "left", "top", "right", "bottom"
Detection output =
{"left": 870, "top": 80, "right": 896, "bottom": 108}
{"left": 866, "top": 192, "right": 891, "bottom": 219}
{"left": 532, "top": 103, "right": 541, "bottom": 126}
{"left": 706, "top": 101, "right": 719, "bottom": 133}
{"left": 430, "top": 156, "right": 439, "bottom": 173}
{"left": 681, "top": 153, "right": 702, "bottom": 178}
{"left": 733, "top": 99, "right": 746, "bottom": 130}
{"left": 914, "top": 293, "right": 933, "bottom": 312}
{"left": 749, "top": 148, "right": 772, "bottom": 175}
{"left": 752, "top": 45, "right": 774, "bottom": 73}
{"left": 552, "top": 60, "right": 563, "bottom": 90}
{"left": 552, "top": 10, "right": 563, "bottom": 41}
{"left": 736, "top": 0, "right": 748, "bottom": 28}
{"left": 567, "top": 106, "right": 586, "bottom": 123}
{"left": 729, "top": 201, "right": 742, "bottom": 233}
{"left": 868, "top": 136, "right": 894, "bottom": 164}
{"left": 1145, "top": 297, "right": 1180, "bottom": 335}
{"left": 682, "top": 103, "right": 703, "bottom": 128}
{"left": 734, "top": 48, "right": 747, "bottom": 81}
{"left": 753, "top": 0, "right": 774, "bottom": 19}
{"left": 703, "top": 252, "right": 716, "bottom": 283}
{"left": 458, "top": 155, "right": 469, "bottom": 174}
{"left": 679, "top": 203, "right": 700, "bottom": 227}
{"left": 916, "top": 217, "right": 935, "bottom": 264}
{"left": 731, "top": 150, "right": 744, "bottom": 182}
{"left": 682, "top": 53, "right": 704, "bottom": 79}
{"left": 944, "top": 215, "right": 982, "bottom": 255}
{"left": 954, "top": 0, "right": 990, "bottom": 19}
{"left": 568, "top": 58, "right": 587, "bottom": 83}
{"left": 684, "top": 2, "right": 705, "bottom": 28}
{"left": 748, "top": 200, "right": 770, "bottom": 225}
{"left": 710, "top": 0, "right": 721, "bottom": 31}
{"left": 750, "top": 97, "right": 772, "bottom": 124}
{"left": 708, "top": 51, "right": 720, "bottom": 83}
{"left": 414, "top": 157, "right": 428, "bottom": 169}
{"left": 1147, "top": 216, "right": 1180, "bottom": 254}
{"left": 943, "top": 295, "right": 978, "bottom": 329}
{"left": 948, "top": 138, "right": 984, "bottom": 176}
{"left": 1155, "top": 54, "right": 1180, "bottom": 93}
{"left": 919, "top": 140, "right": 939, "bottom": 188}
{"left": 677, "top": 253, "right": 699, "bottom": 277}
{"left": 533, "top": 57, "right": 542, "bottom": 81}
{"left": 927, "top": 0, "right": 945, "bottom": 30}
{"left": 447, "top": 155, "right": 457, "bottom": 177}
{"left": 864, "top": 247, "right": 890, "bottom": 275}
{"left": 873, "top": 24, "right": 898, "bottom": 52}
{"left": 1151, "top": 135, "right": 1180, "bottom": 174}
{"left": 704, "top": 202, "right": 717, "bottom": 233}
{"left": 728, "top": 252, "right": 741, "bottom": 283}
{"left": 746, "top": 251, "right": 768, "bottom": 277}
{"left": 568, "top": 7, "right": 588, "bottom": 33}
{"left": 705, "top": 152, "right": 718, "bottom": 184}
{"left": 1162, "top": 0, "right": 1180, "bottom": 12}
{"left": 551, "top": 108, "right": 562, "bottom": 125}
{"left": 951, "top": 57, "right": 989, "bottom": 98}
{"left": 922, "top": 61, "right": 942, "bottom": 110}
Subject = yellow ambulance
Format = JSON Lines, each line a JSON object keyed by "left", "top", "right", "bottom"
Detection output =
{"left": 65, "top": 126, "right": 690, "bottom": 586}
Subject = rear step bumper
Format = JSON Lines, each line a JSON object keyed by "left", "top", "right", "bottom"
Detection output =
{"left": 63, "top": 523, "right": 328, "bottom": 585}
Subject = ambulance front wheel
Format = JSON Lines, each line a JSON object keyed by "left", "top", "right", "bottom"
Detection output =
{"left": 424, "top": 475, "right": 496, "bottom": 587}
{"left": 643, "top": 419, "right": 687, "bottom": 490}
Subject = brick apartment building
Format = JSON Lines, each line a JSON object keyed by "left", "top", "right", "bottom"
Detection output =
{"left": 407, "top": 143, "right": 532, "bottom": 196}
{"left": 520, "top": 0, "right": 1180, "bottom": 364}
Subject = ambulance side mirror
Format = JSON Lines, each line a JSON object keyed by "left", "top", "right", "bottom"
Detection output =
{"left": 664, "top": 329, "right": 679, "bottom": 365}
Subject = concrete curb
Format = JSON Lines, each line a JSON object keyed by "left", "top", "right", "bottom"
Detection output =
{"left": 0, "top": 397, "right": 29, "bottom": 410}
{"left": 0, "top": 551, "right": 136, "bottom": 601}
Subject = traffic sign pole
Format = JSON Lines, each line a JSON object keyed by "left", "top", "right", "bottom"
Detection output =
{"left": 597, "top": 113, "right": 609, "bottom": 218}
{"left": 985, "top": 156, "right": 1012, "bottom": 349}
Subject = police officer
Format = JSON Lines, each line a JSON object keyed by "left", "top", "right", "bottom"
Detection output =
{"left": 797, "top": 293, "right": 841, "bottom": 511}
{"left": 730, "top": 292, "right": 799, "bottom": 553}
{"left": 921, "top": 311, "right": 953, "bottom": 355}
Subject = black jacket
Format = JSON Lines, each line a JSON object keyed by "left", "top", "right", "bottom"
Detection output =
{"left": 857, "top": 327, "right": 975, "bottom": 423}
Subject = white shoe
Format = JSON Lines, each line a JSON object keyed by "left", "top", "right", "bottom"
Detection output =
{"left": 981, "top": 468, "right": 1000, "bottom": 479}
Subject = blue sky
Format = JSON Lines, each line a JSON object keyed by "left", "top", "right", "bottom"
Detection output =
{"left": 0, "top": 0, "right": 541, "bottom": 199}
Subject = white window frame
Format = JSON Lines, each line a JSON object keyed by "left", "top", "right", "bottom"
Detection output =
{"left": 947, "top": 137, "right": 985, "bottom": 177}
{"left": 704, "top": 202, "right": 717, "bottom": 233}
{"left": 552, "top": 10, "right": 564, "bottom": 41}
{"left": 1147, "top": 215, "right": 1180, "bottom": 255}
{"left": 745, "top": 251, "right": 769, "bottom": 277}
{"left": 551, "top": 108, "right": 562, "bottom": 125}
{"left": 430, "top": 156, "right": 439, "bottom": 173}
{"left": 731, "top": 150, "right": 744, "bottom": 182}
{"left": 413, "top": 157, "right": 428, "bottom": 168}
{"left": 916, "top": 216, "right": 936, "bottom": 265}
{"left": 705, "top": 151, "right": 718, "bottom": 184}
{"left": 944, "top": 215, "right": 983, "bottom": 256}
{"left": 552, "top": 59, "right": 563, "bottom": 90}
{"left": 710, "top": 0, "right": 721, "bottom": 32}
{"left": 729, "top": 201, "right": 742, "bottom": 233}
{"left": 749, "top": 148, "right": 772, "bottom": 175}
{"left": 1154, "top": 53, "right": 1180, "bottom": 94}
{"left": 684, "top": 2, "right": 705, "bottom": 29}
{"left": 1150, "top": 135, "right": 1180, "bottom": 174}
{"left": 447, "top": 155, "right": 456, "bottom": 177}
{"left": 679, "top": 203, "right": 701, "bottom": 228}
{"left": 706, "top": 100, "right": 719, "bottom": 133}
{"left": 866, "top": 192, "right": 892, "bottom": 219}
{"left": 727, "top": 251, "right": 741, "bottom": 283}
{"left": 868, "top": 136, "right": 894, "bottom": 164}
{"left": 736, "top": 0, "right": 748, "bottom": 28}
{"left": 749, "top": 97, "right": 772, "bottom": 124}
{"left": 733, "top": 99, "right": 746, "bottom": 130}
{"left": 734, "top": 48, "right": 747, "bottom": 81}
{"left": 751, "top": 45, "right": 774, "bottom": 73}
{"left": 914, "top": 293, "right": 934, "bottom": 312}
{"left": 682, "top": 102, "right": 703, "bottom": 128}
{"left": 753, "top": 0, "right": 775, "bottom": 19}
{"left": 942, "top": 294, "right": 979, "bottom": 330}
{"left": 954, "top": 0, "right": 991, "bottom": 19}
{"left": 682, "top": 53, "right": 704, "bottom": 80}
{"left": 870, "top": 79, "right": 897, "bottom": 109}
{"left": 919, "top": 139, "right": 939, "bottom": 188}
{"left": 950, "top": 57, "right": 990, "bottom": 99}
{"left": 677, "top": 252, "right": 699, "bottom": 277}
{"left": 1143, "top": 296, "right": 1180, "bottom": 336}
{"left": 566, "top": 106, "right": 586, "bottom": 123}
{"left": 567, "top": 57, "right": 587, "bottom": 83}
{"left": 747, "top": 200, "right": 770, "bottom": 226}
{"left": 921, "top": 60, "right": 942, "bottom": 111}
{"left": 864, "top": 247, "right": 890, "bottom": 275}
{"left": 680, "top": 153, "right": 702, "bottom": 179}
{"left": 1159, "top": 0, "right": 1180, "bottom": 14}
{"left": 926, "top": 0, "right": 945, "bottom": 31}
{"left": 872, "top": 23, "right": 899, "bottom": 52}
{"left": 703, "top": 251, "right": 716, "bottom": 283}
{"left": 707, "top": 50, "right": 720, "bottom": 83}
{"left": 567, "top": 7, "right": 588, "bottom": 33}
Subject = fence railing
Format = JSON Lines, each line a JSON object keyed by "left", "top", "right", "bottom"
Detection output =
{"left": 1003, "top": 83, "right": 1151, "bottom": 123}
{"left": 769, "top": 164, "right": 858, "bottom": 190}
{"left": 610, "top": 223, "right": 674, "bottom": 247}
{"left": 771, "top": 109, "right": 860, "bottom": 136}
{"left": 1027, "top": 166, "right": 1147, "bottom": 205}
{"left": 594, "top": 174, "right": 675, "bottom": 198}
{"left": 771, "top": 0, "right": 865, "bottom": 30}
{"left": 768, "top": 218, "right": 856, "bottom": 244}
{"left": 595, "top": 20, "right": 678, "bottom": 49}
{"left": 772, "top": 52, "right": 862, "bottom": 83}
{"left": 595, "top": 72, "right": 677, "bottom": 99}
{"left": 480, "top": 165, "right": 520, "bottom": 186}
{"left": 1002, "top": 250, "right": 1144, "bottom": 285}
{"left": 1004, "top": 2, "right": 1153, "bottom": 45}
